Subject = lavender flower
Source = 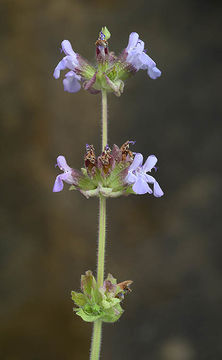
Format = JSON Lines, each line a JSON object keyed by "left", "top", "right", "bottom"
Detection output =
{"left": 53, "top": 40, "right": 81, "bottom": 93}
{"left": 53, "top": 29, "right": 162, "bottom": 96}
{"left": 53, "top": 156, "right": 79, "bottom": 192}
{"left": 125, "top": 32, "right": 161, "bottom": 79}
{"left": 125, "top": 153, "right": 164, "bottom": 196}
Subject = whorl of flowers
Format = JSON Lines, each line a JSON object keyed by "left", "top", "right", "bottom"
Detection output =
{"left": 53, "top": 141, "right": 163, "bottom": 198}
{"left": 53, "top": 27, "right": 161, "bottom": 96}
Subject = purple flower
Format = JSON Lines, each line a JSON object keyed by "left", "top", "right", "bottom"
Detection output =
{"left": 53, "top": 40, "right": 81, "bottom": 93}
{"left": 53, "top": 156, "right": 78, "bottom": 192}
{"left": 125, "top": 153, "right": 164, "bottom": 197}
{"left": 125, "top": 32, "right": 161, "bottom": 79}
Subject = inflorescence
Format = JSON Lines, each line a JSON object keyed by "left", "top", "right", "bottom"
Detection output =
{"left": 53, "top": 141, "right": 163, "bottom": 198}
{"left": 52, "top": 27, "right": 163, "bottom": 328}
{"left": 53, "top": 27, "right": 161, "bottom": 96}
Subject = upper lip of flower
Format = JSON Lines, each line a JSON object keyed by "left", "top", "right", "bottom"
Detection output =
{"left": 53, "top": 41, "right": 79, "bottom": 78}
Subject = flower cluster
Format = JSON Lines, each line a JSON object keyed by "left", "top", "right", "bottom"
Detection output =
{"left": 71, "top": 271, "right": 132, "bottom": 323}
{"left": 53, "top": 141, "right": 163, "bottom": 198}
{"left": 53, "top": 27, "right": 161, "bottom": 96}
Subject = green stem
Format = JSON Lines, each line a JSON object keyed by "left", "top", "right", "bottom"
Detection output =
{"left": 90, "top": 90, "right": 108, "bottom": 360}
{"left": 97, "top": 196, "right": 106, "bottom": 287}
{"left": 90, "top": 319, "right": 102, "bottom": 360}
{"left": 101, "top": 89, "right": 108, "bottom": 150}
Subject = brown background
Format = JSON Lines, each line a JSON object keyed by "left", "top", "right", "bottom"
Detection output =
{"left": 0, "top": 0, "right": 221, "bottom": 359}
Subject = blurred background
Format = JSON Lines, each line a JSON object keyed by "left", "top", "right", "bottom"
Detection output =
{"left": 0, "top": 0, "right": 221, "bottom": 359}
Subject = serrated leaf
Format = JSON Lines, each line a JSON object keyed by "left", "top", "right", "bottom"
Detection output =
{"left": 71, "top": 291, "right": 87, "bottom": 307}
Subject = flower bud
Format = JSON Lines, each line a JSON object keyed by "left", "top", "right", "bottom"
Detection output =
{"left": 101, "top": 26, "right": 111, "bottom": 41}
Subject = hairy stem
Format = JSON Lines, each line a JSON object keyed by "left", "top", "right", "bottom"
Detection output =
{"left": 101, "top": 89, "right": 108, "bottom": 150}
{"left": 90, "top": 319, "right": 102, "bottom": 360}
{"left": 90, "top": 90, "right": 108, "bottom": 360}
{"left": 97, "top": 196, "right": 106, "bottom": 287}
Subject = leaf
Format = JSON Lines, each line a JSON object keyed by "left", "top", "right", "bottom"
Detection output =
{"left": 125, "top": 185, "right": 135, "bottom": 195}
{"left": 75, "top": 308, "right": 101, "bottom": 323}
{"left": 101, "top": 304, "right": 124, "bottom": 323}
{"left": 105, "top": 273, "right": 117, "bottom": 285}
{"left": 101, "top": 297, "right": 120, "bottom": 310}
{"left": 81, "top": 270, "right": 96, "bottom": 297}
{"left": 71, "top": 291, "right": 87, "bottom": 307}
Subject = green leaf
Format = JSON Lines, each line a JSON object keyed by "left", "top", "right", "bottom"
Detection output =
{"left": 101, "top": 304, "right": 124, "bottom": 323}
{"left": 75, "top": 308, "right": 101, "bottom": 322}
{"left": 71, "top": 291, "right": 87, "bottom": 307}
{"left": 125, "top": 185, "right": 135, "bottom": 195}
{"left": 83, "top": 65, "right": 97, "bottom": 81}
{"left": 81, "top": 270, "right": 96, "bottom": 297}
{"left": 101, "top": 297, "right": 120, "bottom": 310}
{"left": 78, "top": 176, "right": 96, "bottom": 191}
{"left": 105, "top": 163, "right": 127, "bottom": 187}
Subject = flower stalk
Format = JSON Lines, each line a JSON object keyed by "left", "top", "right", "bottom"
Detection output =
{"left": 90, "top": 319, "right": 102, "bottom": 360}
{"left": 97, "top": 195, "right": 106, "bottom": 288}
{"left": 90, "top": 89, "right": 108, "bottom": 360}
{"left": 101, "top": 89, "right": 108, "bottom": 150}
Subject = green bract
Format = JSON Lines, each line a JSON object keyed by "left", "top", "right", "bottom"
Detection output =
{"left": 70, "top": 163, "right": 133, "bottom": 198}
{"left": 76, "top": 26, "right": 134, "bottom": 97}
{"left": 68, "top": 142, "right": 136, "bottom": 198}
{"left": 71, "top": 271, "right": 125, "bottom": 323}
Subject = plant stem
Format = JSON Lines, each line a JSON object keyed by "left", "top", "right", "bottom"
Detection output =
{"left": 90, "top": 319, "right": 102, "bottom": 360}
{"left": 97, "top": 196, "right": 106, "bottom": 288}
{"left": 101, "top": 89, "right": 108, "bottom": 150}
{"left": 90, "top": 90, "right": 108, "bottom": 360}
